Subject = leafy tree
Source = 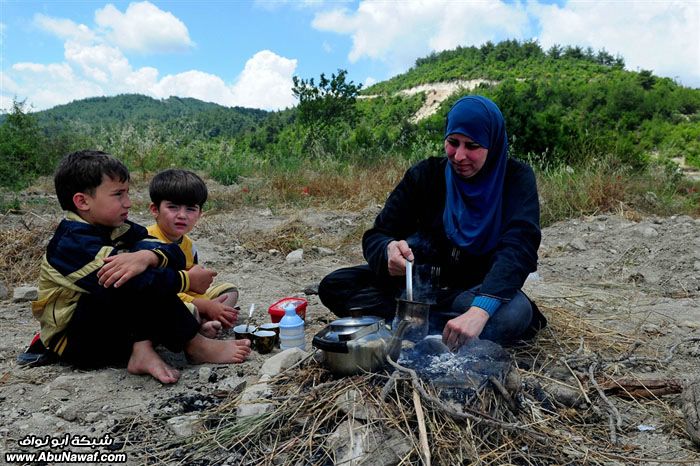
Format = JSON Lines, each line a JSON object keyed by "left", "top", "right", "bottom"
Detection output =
{"left": 0, "top": 100, "right": 45, "bottom": 188}
{"left": 291, "top": 69, "right": 362, "bottom": 129}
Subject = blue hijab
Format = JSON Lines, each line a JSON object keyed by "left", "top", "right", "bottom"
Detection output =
{"left": 442, "top": 95, "right": 507, "bottom": 254}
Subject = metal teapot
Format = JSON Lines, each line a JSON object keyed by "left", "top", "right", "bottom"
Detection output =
{"left": 312, "top": 316, "right": 401, "bottom": 376}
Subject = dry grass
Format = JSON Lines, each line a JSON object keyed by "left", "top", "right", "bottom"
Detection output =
{"left": 204, "top": 160, "right": 408, "bottom": 213}
{"left": 0, "top": 214, "right": 55, "bottom": 287}
{"left": 135, "top": 305, "right": 698, "bottom": 466}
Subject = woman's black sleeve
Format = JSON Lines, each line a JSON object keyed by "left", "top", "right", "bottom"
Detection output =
{"left": 362, "top": 163, "right": 425, "bottom": 277}
{"left": 479, "top": 162, "right": 541, "bottom": 299}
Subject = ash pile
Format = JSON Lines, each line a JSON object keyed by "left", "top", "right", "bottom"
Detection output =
{"left": 398, "top": 337, "right": 515, "bottom": 403}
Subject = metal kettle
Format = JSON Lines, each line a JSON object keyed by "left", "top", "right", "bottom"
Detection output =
{"left": 312, "top": 316, "right": 400, "bottom": 376}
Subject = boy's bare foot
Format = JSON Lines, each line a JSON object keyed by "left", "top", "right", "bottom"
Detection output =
{"left": 220, "top": 290, "right": 238, "bottom": 308}
{"left": 127, "top": 340, "right": 180, "bottom": 384}
{"left": 199, "top": 320, "right": 222, "bottom": 338}
{"left": 186, "top": 333, "right": 251, "bottom": 364}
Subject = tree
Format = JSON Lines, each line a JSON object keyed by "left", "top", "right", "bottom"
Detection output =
{"left": 0, "top": 99, "right": 45, "bottom": 188}
{"left": 291, "top": 69, "right": 362, "bottom": 129}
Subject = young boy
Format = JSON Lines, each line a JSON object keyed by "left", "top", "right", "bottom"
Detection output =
{"left": 146, "top": 169, "right": 239, "bottom": 335}
{"left": 31, "top": 150, "right": 251, "bottom": 384}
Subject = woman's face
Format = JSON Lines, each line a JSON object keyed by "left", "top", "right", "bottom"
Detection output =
{"left": 444, "top": 133, "right": 488, "bottom": 179}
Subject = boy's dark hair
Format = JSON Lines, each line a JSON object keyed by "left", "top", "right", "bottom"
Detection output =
{"left": 149, "top": 169, "right": 208, "bottom": 208}
{"left": 54, "top": 150, "right": 130, "bottom": 212}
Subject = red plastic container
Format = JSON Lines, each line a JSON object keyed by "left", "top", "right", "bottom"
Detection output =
{"left": 268, "top": 297, "right": 308, "bottom": 323}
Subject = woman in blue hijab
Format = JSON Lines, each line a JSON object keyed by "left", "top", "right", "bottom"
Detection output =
{"left": 319, "top": 95, "right": 545, "bottom": 348}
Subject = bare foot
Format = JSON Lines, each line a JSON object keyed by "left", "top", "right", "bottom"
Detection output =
{"left": 220, "top": 290, "right": 238, "bottom": 308}
{"left": 199, "top": 320, "right": 222, "bottom": 338}
{"left": 127, "top": 340, "right": 180, "bottom": 384}
{"left": 186, "top": 334, "right": 251, "bottom": 364}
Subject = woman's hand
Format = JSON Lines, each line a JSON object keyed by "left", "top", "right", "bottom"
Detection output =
{"left": 442, "top": 306, "right": 490, "bottom": 351}
{"left": 387, "top": 240, "right": 415, "bottom": 276}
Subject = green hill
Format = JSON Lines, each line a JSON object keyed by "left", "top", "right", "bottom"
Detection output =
{"left": 28, "top": 94, "right": 269, "bottom": 140}
{"left": 2, "top": 39, "right": 700, "bottom": 191}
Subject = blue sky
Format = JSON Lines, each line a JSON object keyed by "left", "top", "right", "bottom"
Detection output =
{"left": 1, "top": 0, "right": 698, "bottom": 112}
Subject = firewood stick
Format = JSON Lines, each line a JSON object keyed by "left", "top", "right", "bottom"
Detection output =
{"left": 413, "top": 389, "right": 431, "bottom": 466}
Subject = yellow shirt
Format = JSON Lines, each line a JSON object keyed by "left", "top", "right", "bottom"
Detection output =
{"left": 147, "top": 224, "right": 198, "bottom": 270}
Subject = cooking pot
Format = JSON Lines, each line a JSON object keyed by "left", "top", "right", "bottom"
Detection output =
{"left": 312, "top": 316, "right": 401, "bottom": 376}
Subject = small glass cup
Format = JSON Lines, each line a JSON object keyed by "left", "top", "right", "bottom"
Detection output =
{"left": 233, "top": 324, "right": 257, "bottom": 341}
{"left": 253, "top": 330, "right": 276, "bottom": 354}
{"left": 259, "top": 322, "right": 280, "bottom": 346}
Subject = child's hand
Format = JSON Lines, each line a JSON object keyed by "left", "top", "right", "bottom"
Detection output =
{"left": 187, "top": 265, "right": 216, "bottom": 294}
{"left": 98, "top": 250, "right": 158, "bottom": 288}
{"left": 193, "top": 295, "right": 239, "bottom": 329}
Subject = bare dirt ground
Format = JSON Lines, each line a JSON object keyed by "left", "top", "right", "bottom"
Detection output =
{"left": 1, "top": 184, "right": 699, "bottom": 465}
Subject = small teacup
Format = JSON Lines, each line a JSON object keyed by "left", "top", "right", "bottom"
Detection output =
{"left": 259, "top": 323, "right": 280, "bottom": 346}
{"left": 233, "top": 324, "right": 257, "bottom": 341}
{"left": 253, "top": 330, "right": 276, "bottom": 354}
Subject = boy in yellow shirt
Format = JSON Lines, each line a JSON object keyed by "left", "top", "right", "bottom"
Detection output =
{"left": 147, "top": 169, "right": 239, "bottom": 335}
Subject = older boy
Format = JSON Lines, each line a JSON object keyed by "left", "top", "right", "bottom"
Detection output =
{"left": 32, "top": 150, "right": 250, "bottom": 384}
{"left": 147, "top": 169, "right": 239, "bottom": 332}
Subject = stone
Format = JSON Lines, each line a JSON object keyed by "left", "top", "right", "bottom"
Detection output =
{"left": 637, "top": 226, "right": 658, "bottom": 238}
{"left": 694, "top": 261, "right": 700, "bottom": 272}
{"left": 56, "top": 403, "right": 79, "bottom": 422}
{"left": 335, "top": 389, "right": 380, "bottom": 421}
{"left": 312, "top": 246, "right": 335, "bottom": 256}
{"left": 198, "top": 366, "right": 213, "bottom": 384}
{"left": 285, "top": 249, "right": 304, "bottom": 263}
{"left": 681, "top": 379, "right": 700, "bottom": 446}
{"left": 567, "top": 238, "right": 587, "bottom": 251}
{"left": 641, "top": 323, "right": 665, "bottom": 335}
{"left": 260, "top": 348, "right": 308, "bottom": 377}
{"left": 303, "top": 283, "right": 319, "bottom": 295}
{"left": 216, "top": 376, "right": 247, "bottom": 392}
{"left": 325, "top": 420, "right": 411, "bottom": 466}
{"left": 268, "top": 249, "right": 280, "bottom": 255}
{"left": 85, "top": 412, "right": 104, "bottom": 423}
{"left": 543, "top": 383, "right": 586, "bottom": 408}
{"left": 237, "top": 375, "right": 273, "bottom": 418}
{"left": 13, "top": 286, "right": 38, "bottom": 302}
{"left": 167, "top": 414, "right": 203, "bottom": 437}
{"left": 0, "top": 281, "right": 8, "bottom": 300}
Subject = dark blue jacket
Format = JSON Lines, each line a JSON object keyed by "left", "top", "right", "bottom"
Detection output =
{"left": 362, "top": 156, "right": 541, "bottom": 301}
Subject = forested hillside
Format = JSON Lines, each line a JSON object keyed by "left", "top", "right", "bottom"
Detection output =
{"left": 2, "top": 40, "right": 699, "bottom": 219}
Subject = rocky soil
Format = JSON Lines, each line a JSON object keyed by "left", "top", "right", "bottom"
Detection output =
{"left": 0, "top": 197, "right": 699, "bottom": 464}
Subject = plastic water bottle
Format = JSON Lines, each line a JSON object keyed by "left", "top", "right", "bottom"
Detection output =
{"left": 279, "top": 303, "right": 305, "bottom": 350}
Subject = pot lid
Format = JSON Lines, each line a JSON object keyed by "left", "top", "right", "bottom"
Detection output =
{"left": 321, "top": 316, "right": 385, "bottom": 342}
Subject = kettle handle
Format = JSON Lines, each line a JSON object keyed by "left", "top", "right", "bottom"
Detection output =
{"left": 312, "top": 335, "right": 349, "bottom": 353}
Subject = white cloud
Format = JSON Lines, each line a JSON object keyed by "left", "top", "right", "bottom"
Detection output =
{"left": 95, "top": 1, "right": 194, "bottom": 54}
{"left": 34, "top": 14, "right": 96, "bottom": 42}
{"left": 9, "top": 62, "right": 104, "bottom": 109}
{"left": 230, "top": 50, "right": 298, "bottom": 110}
{"left": 312, "top": 0, "right": 531, "bottom": 73}
{"left": 152, "top": 70, "right": 233, "bottom": 104}
{"left": 5, "top": 4, "right": 300, "bottom": 111}
{"left": 312, "top": 0, "right": 699, "bottom": 88}
{"left": 254, "top": 0, "right": 335, "bottom": 11}
{"left": 363, "top": 76, "right": 377, "bottom": 87}
{"left": 530, "top": 1, "right": 700, "bottom": 87}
